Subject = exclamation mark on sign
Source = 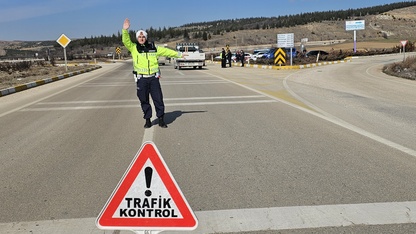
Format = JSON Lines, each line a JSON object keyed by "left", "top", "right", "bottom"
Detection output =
{"left": 144, "top": 167, "right": 153, "bottom": 197}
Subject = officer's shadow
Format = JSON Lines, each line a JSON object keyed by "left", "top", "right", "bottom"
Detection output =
{"left": 164, "top": 110, "right": 206, "bottom": 125}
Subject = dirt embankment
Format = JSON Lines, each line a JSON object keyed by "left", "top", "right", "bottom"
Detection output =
{"left": 0, "top": 61, "right": 97, "bottom": 90}
{"left": 383, "top": 56, "right": 416, "bottom": 80}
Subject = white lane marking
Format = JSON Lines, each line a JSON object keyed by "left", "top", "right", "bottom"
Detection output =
{"left": 282, "top": 74, "right": 416, "bottom": 158}
{"left": 79, "top": 84, "right": 134, "bottom": 87}
{"left": 176, "top": 71, "right": 185, "bottom": 76}
{"left": 166, "top": 100, "right": 276, "bottom": 106}
{"left": 35, "top": 96, "right": 267, "bottom": 105}
{"left": 80, "top": 81, "right": 229, "bottom": 87}
{"left": 187, "top": 201, "right": 416, "bottom": 233}
{"left": 20, "top": 100, "right": 277, "bottom": 111}
{"left": 142, "top": 121, "right": 154, "bottom": 145}
{"left": 1, "top": 201, "right": 415, "bottom": 233}
{"left": 142, "top": 126, "right": 154, "bottom": 145}
{"left": 203, "top": 70, "right": 416, "bottom": 158}
{"left": 165, "top": 95, "right": 265, "bottom": 101}
{"left": 0, "top": 68, "right": 114, "bottom": 119}
{"left": 162, "top": 79, "right": 229, "bottom": 83}
{"left": 162, "top": 81, "right": 229, "bottom": 85}
{"left": 141, "top": 110, "right": 157, "bottom": 146}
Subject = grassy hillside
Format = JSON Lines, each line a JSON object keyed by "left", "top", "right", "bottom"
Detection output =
{"left": 183, "top": 6, "right": 416, "bottom": 54}
{"left": 1, "top": 4, "right": 416, "bottom": 59}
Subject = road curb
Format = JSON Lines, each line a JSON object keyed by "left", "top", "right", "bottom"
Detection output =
{"left": 210, "top": 57, "right": 352, "bottom": 69}
{"left": 0, "top": 65, "right": 101, "bottom": 97}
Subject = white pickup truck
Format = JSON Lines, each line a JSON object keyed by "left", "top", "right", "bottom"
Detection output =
{"left": 174, "top": 43, "right": 205, "bottom": 69}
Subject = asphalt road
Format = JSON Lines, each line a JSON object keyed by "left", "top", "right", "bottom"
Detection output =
{"left": 1, "top": 55, "right": 416, "bottom": 234}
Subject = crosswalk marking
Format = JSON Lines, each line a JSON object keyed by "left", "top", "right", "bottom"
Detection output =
{"left": 1, "top": 201, "right": 415, "bottom": 233}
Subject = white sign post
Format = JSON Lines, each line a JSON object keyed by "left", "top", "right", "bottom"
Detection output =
{"left": 346, "top": 20, "right": 365, "bottom": 53}
{"left": 56, "top": 34, "right": 71, "bottom": 72}
{"left": 277, "top": 33, "right": 295, "bottom": 66}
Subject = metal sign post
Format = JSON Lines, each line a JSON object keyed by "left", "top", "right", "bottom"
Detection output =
{"left": 277, "top": 33, "right": 294, "bottom": 66}
{"left": 345, "top": 20, "right": 365, "bottom": 53}
{"left": 353, "top": 30, "right": 357, "bottom": 53}
{"left": 56, "top": 34, "right": 71, "bottom": 72}
{"left": 133, "top": 231, "right": 162, "bottom": 234}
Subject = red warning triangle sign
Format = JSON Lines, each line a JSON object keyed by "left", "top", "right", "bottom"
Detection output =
{"left": 96, "top": 142, "right": 198, "bottom": 231}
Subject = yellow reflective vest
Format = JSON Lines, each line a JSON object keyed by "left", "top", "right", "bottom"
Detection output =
{"left": 122, "top": 29, "right": 181, "bottom": 75}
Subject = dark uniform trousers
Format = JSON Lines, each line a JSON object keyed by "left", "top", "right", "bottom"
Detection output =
{"left": 136, "top": 76, "right": 165, "bottom": 119}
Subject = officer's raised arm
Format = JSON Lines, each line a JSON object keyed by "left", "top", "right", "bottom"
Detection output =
{"left": 123, "top": 18, "right": 130, "bottom": 30}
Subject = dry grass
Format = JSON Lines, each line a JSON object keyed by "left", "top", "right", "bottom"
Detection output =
{"left": 383, "top": 56, "right": 416, "bottom": 80}
{"left": 308, "top": 41, "right": 401, "bottom": 52}
{"left": 0, "top": 62, "right": 96, "bottom": 90}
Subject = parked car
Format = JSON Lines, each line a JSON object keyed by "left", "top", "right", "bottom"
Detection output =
{"left": 285, "top": 48, "right": 297, "bottom": 58}
{"left": 232, "top": 53, "right": 252, "bottom": 62}
{"left": 253, "top": 49, "right": 269, "bottom": 54}
{"left": 215, "top": 53, "right": 237, "bottom": 62}
{"left": 261, "top": 48, "right": 276, "bottom": 59}
{"left": 230, "top": 53, "right": 237, "bottom": 61}
{"left": 252, "top": 51, "right": 266, "bottom": 61}
{"left": 261, "top": 48, "right": 297, "bottom": 59}
{"left": 158, "top": 56, "right": 167, "bottom": 65}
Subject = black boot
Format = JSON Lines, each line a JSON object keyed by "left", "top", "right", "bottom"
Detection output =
{"left": 158, "top": 116, "right": 167, "bottom": 128}
{"left": 144, "top": 118, "right": 152, "bottom": 128}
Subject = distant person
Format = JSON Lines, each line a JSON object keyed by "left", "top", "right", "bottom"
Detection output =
{"left": 236, "top": 51, "right": 241, "bottom": 62}
{"left": 122, "top": 18, "right": 186, "bottom": 128}
{"left": 226, "top": 49, "right": 232, "bottom": 67}
{"left": 220, "top": 48, "right": 226, "bottom": 68}
{"left": 240, "top": 50, "right": 245, "bottom": 67}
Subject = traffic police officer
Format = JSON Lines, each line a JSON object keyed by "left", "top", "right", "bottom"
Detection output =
{"left": 122, "top": 18, "right": 185, "bottom": 128}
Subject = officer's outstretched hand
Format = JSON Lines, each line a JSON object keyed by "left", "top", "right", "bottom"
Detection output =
{"left": 181, "top": 53, "right": 189, "bottom": 58}
{"left": 123, "top": 18, "right": 130, "bottom": 30}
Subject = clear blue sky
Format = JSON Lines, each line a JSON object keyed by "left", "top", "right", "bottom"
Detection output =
{"left": 0, "top": 0, "right": 411, "bottom": 41}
